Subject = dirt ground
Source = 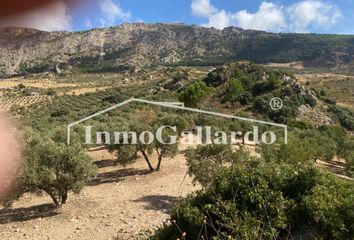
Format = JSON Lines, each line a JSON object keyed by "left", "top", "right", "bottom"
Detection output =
{"left": 263, "top": 62, "right": 304, "bottom": 69}
{"left": 0, "top": 79, "right": 78, "bottom": 89}
{"left": 0, "top": 147, "right": 199, "bottom": 240}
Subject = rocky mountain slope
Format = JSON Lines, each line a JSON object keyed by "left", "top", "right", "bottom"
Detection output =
{"left": 1, "top": 23, "right": 354, "bottom": 75}
{"left": 168, "top": 62, "right": 353, "bottom": 129}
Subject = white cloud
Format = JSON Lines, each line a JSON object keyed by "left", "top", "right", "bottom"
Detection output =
{"left": 234, "top": 2, "right": 287, "bottom": 32}
{"left": 288, "top": 0, "right": 342, "bottom": 32}
{"left": 191, "top": 0, "right": 218, "bottom": 18}
{"left": 98, "top": 0, "right": 131, "bottom": 27}
{"left": 191, "top": 0, "right": 342, "bottom": 32}
{"left": 0, "top": 1, "right": 72, "bottom": 31}
{"left": 203, "top": 10, "right": 232, "bottom": 29}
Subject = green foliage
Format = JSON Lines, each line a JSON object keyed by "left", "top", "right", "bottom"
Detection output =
{"left": 154, "top": 145, "right": 354, "bottom": 240}
{"left": 186, "top": 144, "right": 234, "bottom": 186}
{"left": 345, "top": 152, "right": 354, "bottom": 177}
{"left": 235, "top": 69, "right": 255, "bottom": 90}
{"left": 107, "top": 119, "right": 180, "bottom": 172}
{"left": 223, "top": 78, "right": 244, "bottom": 103}
{"left": 259, "top": 135, "right": 317, "bottom": 164}
{"left": 274, "top": 130, "right": 338, "bottom": 162}
{"left": 303, "top": 94, "right": 317, "bottom": 107}
{"left": 238, "top": 91, "right": 253, "bottom": 105}
{"left": 253, "top": 96, "right": 298, "bottom": 123}
{"left": 252, "top": 73, "right": 281, "bottom": 96}
{"left": 235, "top": 33, "right": 354, "bottom": 66}
{"left": 328, "top": 105, "right": 354, "bottom": 131}
{"left": 107, "top": 121, "right": 155, "bottom": 171}
{"left": 158, "top": 114, "right": 190, "bottom": 135}
{"left": 302, "top": 174, "right": 354, "bottom": 239}
{"left": 22, "top": 130, "right": 97, "bottom": 206}
{"left": 317, "top": 125, "right": 352, "bottom": 158}
{"left": 287, "top": 119, "right": 314, "bottom": 130}
{"left": 178, "top": 80, "right": 212, "bottom": 107}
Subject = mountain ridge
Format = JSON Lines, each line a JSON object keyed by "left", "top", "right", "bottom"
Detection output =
{"left": 0, "top": 23, "right": 354, "bottom": 75}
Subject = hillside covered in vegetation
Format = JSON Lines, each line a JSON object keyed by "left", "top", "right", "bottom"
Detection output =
{"left": 1, "top": 61, "right": 353, "bottom": 239}
{"left": 1, "top": 24, "right": 354, "bottom": 76}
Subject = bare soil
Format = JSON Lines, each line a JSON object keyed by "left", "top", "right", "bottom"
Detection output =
{"left": 0, "top": 147, "right": 199, "bottom": 240}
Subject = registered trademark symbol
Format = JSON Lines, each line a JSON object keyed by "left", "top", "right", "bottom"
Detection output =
{"left": 270, "top": 97, "right": 283, "bottom": 110}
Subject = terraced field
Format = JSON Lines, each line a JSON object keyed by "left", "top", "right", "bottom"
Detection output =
{"left": 0, "top": 95, "right": 52, "bottom": 111}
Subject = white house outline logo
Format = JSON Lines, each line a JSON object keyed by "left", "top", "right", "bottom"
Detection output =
{"left": 67, "top": 98, "right": 288, "bottom": 145}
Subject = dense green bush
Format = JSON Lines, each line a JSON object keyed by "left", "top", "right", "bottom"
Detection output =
{"left": 345, "top": 152, "right": 354, "bottom": 177}
{"left": 185, "top": 144, "right": 234, "bottom": 186}
{"left": 154, "top": 144, "right": 354, "bottom": 240}
{"left": 259, "top": 135, "right": 317, "bottom": 164}
{"left": 223, "top": 78, "right": 244, "bottom": 103}
{"left": 179, "top": 80, "right": 212, "bottom": 107}
{"left": 253, "top": 96, "right": 298, "bottom": 123}
{"left": 328, "top": 105, "right": 354, "bottom": 131}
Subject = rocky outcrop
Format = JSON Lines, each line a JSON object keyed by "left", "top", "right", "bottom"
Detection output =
{"left": 298, "top": 105, "right": 333, "bottom": 126}
{"left": 282, "top": 75, "right": 318, "bottom": 105}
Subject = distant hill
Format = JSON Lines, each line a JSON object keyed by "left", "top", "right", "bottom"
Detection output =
{"left": 0, "top": 23, "right": 354, "bottom": 75}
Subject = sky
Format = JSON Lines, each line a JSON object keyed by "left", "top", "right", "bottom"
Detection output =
{"left": 0, "top": 0, "right": 353, "bottom": 34}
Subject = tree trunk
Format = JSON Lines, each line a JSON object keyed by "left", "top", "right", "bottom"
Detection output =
{"left": 61, "top": 192, "right": 68, "bottom": 205}
{"left": 140, "top": 150, "right": 155, "bottom": 171}
{"left": 47, "top": 191, "right": 60, "bottom": 206}
{"left": 156, "top": 153, "right": 163, "bottom": 171}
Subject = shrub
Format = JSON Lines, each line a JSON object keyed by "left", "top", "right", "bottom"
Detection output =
{"left": 287, "top": 119, "right": 314, "bottom": 130}
{"left": 345, "top": 152, "right": 354, "bottom": 177}
{"left": 323, "top": 97, "right": 337, "bottom": 105}
{"left": 238, "top": 91, "right": 253, "bottom": 105}
{"left": 302, "top": 174, "right": 354, "bottom": 239}
{"left": 178, "top": 81, "right": 212, "bottom": 107}
{"left": 153, "top": 145, "right": 354, "bottom": 240}
{"left": 259, "top": 135, "right": 317, "bottom": 164}
{"left": 236, "top": 69, "right": 255, "bottom": 90}
{"left": 185, "top": 144, "right": 234, "bottom": 186}
{"left": 253, "top": 96, "right": 298, "bottom": 123}
{"left": 46, "top": 89, "right": 57, "bottom": 96}
{"left": 252, "top": 73, "right": 281, "bottom": 96}
{"left": 320, "top": 89, "right": 327, "bottom": 96}
{"left": 303, "top": 94, "right": 317, "bottom": 107}
{"left": 328, "top": 105, "right": 354, "bottom": 131}
{"left": 223, "top": 78, "right": 244, "bottom": 103}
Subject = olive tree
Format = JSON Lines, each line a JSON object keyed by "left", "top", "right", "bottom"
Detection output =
{"left": 108, "top": 120, "right": 180, "bottom": 172}
{"left": 22, "top": 130, "right": 97, "bottom": 206}
{"left": 154, "top": 126, "right": 179, "bottom": 171}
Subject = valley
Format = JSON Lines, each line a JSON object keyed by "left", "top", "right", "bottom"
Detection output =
{"left": 0, "top": 23, "right": 353, "bottom": 240}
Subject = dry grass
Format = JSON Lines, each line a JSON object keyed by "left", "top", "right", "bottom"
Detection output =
{"left": 296, "top": 73, "right": 354, "bottom": 111}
